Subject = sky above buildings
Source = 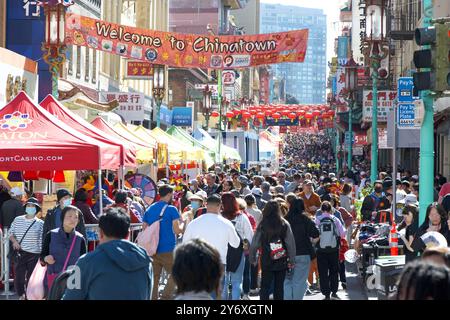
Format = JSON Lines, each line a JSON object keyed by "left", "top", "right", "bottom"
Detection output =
{"left": 261, "top": 0, "right": 345, "bottom": 65}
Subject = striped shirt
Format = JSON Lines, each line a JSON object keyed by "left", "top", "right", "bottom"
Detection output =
{"left": 9, "top": 215, "right": 44, "bottom": 254}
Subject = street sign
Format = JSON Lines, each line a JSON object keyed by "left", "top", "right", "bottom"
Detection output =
{"left": 222, "top": 70, "right": 236, "bottom": 85}
{"left": 414, "top": 99, "right": 425, "bottom": 127}
{"left": 125, "top": 60, "right": 154, "bottom": 79}
{"left": 345, "top": 131, "right": 355, "bottom": 146}
{"left": 397, "top": 103, "right": 416, "bottom": 129}
{"left": 397, "top": 77, "right": 414, "bottom": 103}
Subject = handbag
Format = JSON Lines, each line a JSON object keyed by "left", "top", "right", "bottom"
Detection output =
{"left": 304, "top": 221, "right": 317, "bottom": 260}
{"left": 47, "top": 234, "right": 77, "bottom": 291}
{"left": 226, "top": 217, "right": 244, "bottom": 273}
{"left": 26, "top": 262, "right": 47, "bottom": 300}
{"left": 8, "top": 220, "right": 37, "bottom": 263}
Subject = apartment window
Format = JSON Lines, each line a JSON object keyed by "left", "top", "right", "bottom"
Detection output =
{"left": 76, "top": 46, "right": 81, "bottom": 79}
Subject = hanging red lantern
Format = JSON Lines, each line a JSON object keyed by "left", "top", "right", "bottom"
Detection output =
{"left": 226, "top": 111, "right": 234, "bottom": 119}
{"left": 305, "top": 112, "right": 313, "bottom": 120}
{"left": 328, "top": 110, "right": 335, "bottom": 117}
{"left": 297, "top": 110, "right": 306, "bottom": 117}
{"left": 210, "top": 111, "right": 220, "bottom": 118}
{"left": 281, "top": 110, "right": 290, "bottom": 117}
{"left": 272, "top": 112, "right": 281, "bottom": 119}
{"left": 265, "top": 110, "right": 273, "bottom": 117}
{"left": 312, "top": 110, "right": 321, "bottom": 117}
{"left": 288, "top": 112, "right": 297, "bottom": 119}
{"left": 242, "top": 111, "right": 251, "bottom": 120}
{"left": 256, "top": 112, "right": 265, "bottom": 119}
{"left": 233, "top": 109, "right": 241, "bottom": 117}
{"left": 249, "top": 109, "right": 257, "bottom": 116}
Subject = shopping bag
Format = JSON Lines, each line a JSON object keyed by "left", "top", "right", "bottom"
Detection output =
{"left": 26, "top": 262, "right": 47, "bottom": 300}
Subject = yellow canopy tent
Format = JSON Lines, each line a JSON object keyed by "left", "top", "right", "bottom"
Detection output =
{"left": 150, "top": 127, "right": 207, "bottom": 162}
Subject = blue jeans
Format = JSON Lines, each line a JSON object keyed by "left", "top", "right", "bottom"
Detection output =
{"left": 222, "top": 254, "right": 245, "bottom": 300}
{"left": 284, "top": 255, "right": 311, "bottom": 300}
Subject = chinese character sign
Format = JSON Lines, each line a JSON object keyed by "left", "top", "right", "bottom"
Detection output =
{"left": 100, "top": 92, "right": 145, "bottom": 122}
{"left": 126, "top": 60, "right": 154, "bottom": 78}
{"left": 65, "top": 13, "right": 309, "bottom": 69}
{"left": 362, "top": 90, "right": 397, "bottom": 122}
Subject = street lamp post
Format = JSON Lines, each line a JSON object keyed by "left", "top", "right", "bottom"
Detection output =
{"left": 202, "top": 85, "right": 212, "bottom": 129}
{"left": 41, "top": 0, "right": 73, "bottom": 99}
{"left": 362, "top": 0, "right": 388, "bottom": 183}
{"left": 152, "top": 64, "right": 166, "bottom": 128}
{"left": 345, "top": 58, "right": 358, "bottom": 171}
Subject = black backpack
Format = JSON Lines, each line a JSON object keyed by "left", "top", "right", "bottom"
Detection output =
{"left": 226, "top": 220, "right": 244, "bottom": 272}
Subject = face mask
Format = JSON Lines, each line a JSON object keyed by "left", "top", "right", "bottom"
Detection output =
{"left": 25, "top": 207, "right": 36, "bottom": 216}
{"left": 374, "top": 187, "right": 383, "bottom": 194}
{"left": 62, "top": 198, "right": 72, "bottom": 208}
{"left": 191, "top": 201, "right": 201, "bottom": 210}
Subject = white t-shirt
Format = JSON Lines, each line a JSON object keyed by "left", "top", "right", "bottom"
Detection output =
{"left": 182, "top": 213, "right": 240, "bottom": 265}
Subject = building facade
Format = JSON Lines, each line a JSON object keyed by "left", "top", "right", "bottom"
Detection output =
{"left": 260, "top": 3, "right": 327, "bottom": 104}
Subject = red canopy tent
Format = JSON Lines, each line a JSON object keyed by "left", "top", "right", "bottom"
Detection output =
{"left": 40, "top": 95, "right": 137, "bottom": 168}
{"left": 0, "top": 92, "right": 102, "bottom": 171}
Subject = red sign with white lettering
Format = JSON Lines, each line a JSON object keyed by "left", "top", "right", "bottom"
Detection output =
{"left": 126, "top": 60, "right": 154, "bottom": 78}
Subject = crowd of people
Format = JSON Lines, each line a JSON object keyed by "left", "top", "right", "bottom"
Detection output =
{"left": 0, "top": 155, "right": 450, "bottom": 300}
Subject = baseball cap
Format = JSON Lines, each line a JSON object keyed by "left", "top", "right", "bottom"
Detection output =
{"left": 251, "top": 188, "right": 263, "bottom": 197}
{"left": 56, "top": 189, "right": 72, "bottom": 202}
{"left": 10, "top": 187, "right": 24, "bottom": 197}
{"left": 238, "top": 175, "right": 249, "bottom": 184}
{"left": 399, "top": 194, "right": 419, "bottom": 206}
{"left": 304, "top": 179, "right": 313, "bottom": 185}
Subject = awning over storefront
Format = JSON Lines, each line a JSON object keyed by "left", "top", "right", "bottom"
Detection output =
{"left": 40, "top": 95, "right": 136, "bottom": 168}
{"left": 90, "top": 116, "right": 154, "bottom": 163}
{"left": 0, "top": 92, "right": 101, "bottom": 171}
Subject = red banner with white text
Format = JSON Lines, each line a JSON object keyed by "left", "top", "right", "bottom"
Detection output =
{"left": 65, "top": 13, "right": 309, "bottom": 69}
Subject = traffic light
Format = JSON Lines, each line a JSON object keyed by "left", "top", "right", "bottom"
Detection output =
{"left": 413, "top": 22, "right": 450, "bottom": 92}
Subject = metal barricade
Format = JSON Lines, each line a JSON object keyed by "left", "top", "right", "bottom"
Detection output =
{"left": 85, "top": 223, "right": 143, "bottom": 251}
{"left": 1, "top": 227, "right": 14, "bottom": 297}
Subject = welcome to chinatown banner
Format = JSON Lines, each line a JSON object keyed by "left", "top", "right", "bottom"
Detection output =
{"left": 65, "top": 13, "right": 309, "bottom": 69}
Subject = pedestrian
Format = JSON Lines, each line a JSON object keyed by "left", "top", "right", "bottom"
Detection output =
{"left": 173, "top": 239, "right": 224, "bottom": 300}
{"left": 221, "top": 180, "right": 234, "bottom": 193}
{"left": 63, "top": 208, "right": 152, "bottom": 300}
{"left": 361, "top": 181, "right": 391, "bottom": 222}
{"left": 182, "top": 192, "right": 205, "bottom": 227}
{"left": 92, "top": 189, "right": 114, "bottom": 217}
{"left": 143, "top": 184, "right": 184, "bottom": 300}
{"left": 182, "top": 194, "right": 240, "bottom": 299}
{"left": 399, "top": 205, "right": 420, "bottom": 263}
{"left": 412, "top": 202, "right": 450, "bottom": 255}
{"left": 220, "top": 193, "right": 254, "bottom": 300}
{"left": 204, "top": 173, "right": 222, "bottom": 196}
{"left": 284, "top": 198, "right": 319, "bottom": 300}
{"left": 298, "top": 180, "right": 321, "bottom": 217}
{"left": 286, "top": 173, "right": 303, "bottom": 194}
{"left": 421, "top": 247, "right": 450, "bottom": 268}
{"left": 251, "top": 188, "right": 267, "bottom": 211}
{"left": 339, "top": 183, "right": 353, "bottom": 213}
{"left": 43, "top": 189, "right": 87, "bottom": 245}
{"left": 40, "top": 205, "right": 86, "bottom": 295}
{"left": 73, "top": 188, "right": 99, "bottom": 225}
{"left": 236, "top": 198, "right": 257, "bottom": 300}
{"left": 249, "top": 200, "right": 296, "bottom": 300}
{"left": 0, "top": 187, "right": 25, "bottom": 230}
{"left": 315, "top": 201, "right": 346, "bottom": 300}
{"left": 8, "top": 198, "right": 44, "bottom": 300}
{"left": 394, "top": 260, "right": 450, "bottom": 300}
{"left": 338, "top": 238, "right": 349, "bottom": 290}
{"left": 244, "top": 194, "right": 263, "bottom": 227}
{"left": 238, "top": 176, "right": 252, "bottom": 196}
{"left": 261, "top": 181, "right": 273, "bottom": 202}
{"left": 105, "top": 190, "right": 141, "bottom": 223}
{"left": 277, "top": 172, "right": 290, "bottom": 191}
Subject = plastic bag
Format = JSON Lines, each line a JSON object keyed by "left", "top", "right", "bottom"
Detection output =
{"left": 26, "top": 262, "right": 47, "bottom": 300}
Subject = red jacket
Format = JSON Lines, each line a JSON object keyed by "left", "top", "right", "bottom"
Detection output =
{"left": 339, "top": 238, "right": 349, "bottom": 262}
{"left": 242, "top": 210, "right": 257, "bottom": 232}
{"left": 106, "top": 203, "right": 141, "bottom": 224}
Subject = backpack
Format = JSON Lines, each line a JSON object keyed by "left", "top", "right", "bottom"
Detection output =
{"left": 136, "top": 204, "right": 168, "bottom": 257}
{"left": 264, "top": 225, "right": 288, "bottom": 271}
{"left": 226, "top": 217, "right": 244, "bottom": 273}
{"left": 317, "top": 217, "right": 340, "bottom": 253}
